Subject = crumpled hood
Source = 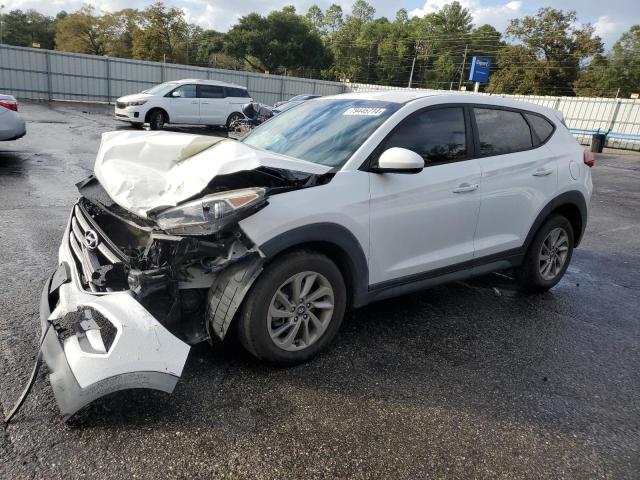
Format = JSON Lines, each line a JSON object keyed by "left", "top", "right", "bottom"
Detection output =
{"left": 94, "top": 131, "right": 331, "bottom": 218}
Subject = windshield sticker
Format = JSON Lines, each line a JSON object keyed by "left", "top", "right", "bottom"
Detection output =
{"left": 343, "top": 107, "right": 386, "bottom": 116}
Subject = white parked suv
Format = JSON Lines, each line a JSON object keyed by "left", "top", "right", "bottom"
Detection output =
{"left": 42, "top": 91, "right": 593, "bottom": 418}
{"left": 114, "top": 79, "right": 252, "bottom": 130}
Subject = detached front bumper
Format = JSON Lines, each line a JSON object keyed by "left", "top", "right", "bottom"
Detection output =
{"left": 40, "top": 211, "right": 190, "bottom": 419}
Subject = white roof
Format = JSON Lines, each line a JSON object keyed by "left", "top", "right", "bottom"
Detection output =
{"left": 170, "top": 78, "right": 246, "bottom": 89}
{"left": 325, "top": 90, "right": 562, "bottom": 120}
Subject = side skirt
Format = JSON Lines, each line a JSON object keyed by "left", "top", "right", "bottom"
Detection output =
{"left": 355, "top": 249, "right": 523, "bottom": 307}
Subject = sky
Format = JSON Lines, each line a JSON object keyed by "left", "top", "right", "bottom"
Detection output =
{"left": 3, "top": 0, "right": 638, "bottom": 49}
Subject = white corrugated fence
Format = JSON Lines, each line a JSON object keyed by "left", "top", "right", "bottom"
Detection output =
{"left": 1, "top": 43, "right": 639, "bottom": 151}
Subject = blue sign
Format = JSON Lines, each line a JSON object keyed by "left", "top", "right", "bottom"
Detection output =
{"left": 469, "top": 56, "right": 492, "bottom": 83}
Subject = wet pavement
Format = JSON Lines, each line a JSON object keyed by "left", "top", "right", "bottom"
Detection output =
{"left": 0, "top": 101, "right": 639, "bottom": 479}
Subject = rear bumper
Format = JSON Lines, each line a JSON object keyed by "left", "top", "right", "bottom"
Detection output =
{"left": 40, "top": 210, "right": 190, "bottom": 419}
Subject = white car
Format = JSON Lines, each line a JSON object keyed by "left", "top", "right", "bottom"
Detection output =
{"left": 114, "top": 79, "right": 252, "bottom": 130}
{"left": 41, "top": 91, "right": 592, "bottom": 418}
{"left": 0, "top": 94, "right": 26, "bottom": 141}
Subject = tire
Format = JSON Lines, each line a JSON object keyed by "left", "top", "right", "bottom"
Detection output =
{"left": 226, "top": 112, "right": 244, "bottom": 131}
{"left": 515, "top": 214, "right": 574, "bottom": 293}
{"left": 237, "top": 250, "right": 347, "bottom": 366}
{"left": 148, "top": 109, "right": 166, "bottom": 130}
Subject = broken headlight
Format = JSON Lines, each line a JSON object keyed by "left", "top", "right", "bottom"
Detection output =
{"left": 153, "top": 188, "right": 266, "bottom": 235}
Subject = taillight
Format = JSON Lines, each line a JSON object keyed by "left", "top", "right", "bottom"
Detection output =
{"left": 583, "top": 149, "right": 594, "bottom": 168}
{"left": 0, "top": 100, "right": 18, "bottom": 112}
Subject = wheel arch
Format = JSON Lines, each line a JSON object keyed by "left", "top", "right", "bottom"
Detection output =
{"left": 258, "top": 223, "right": 370, "bottom": 308}
{"left": 226, "top": 111, "right": 244, "bottom": 128}
{"left": 145, "top": 107, "right": 169, "bottom": 124}
{"left": 524, "top": 190, "right": 588, "bottom": 251}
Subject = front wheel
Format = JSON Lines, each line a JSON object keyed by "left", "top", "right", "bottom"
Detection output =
{"left": 237, "top": 250, "right": 346, "bottom": 365}
{"left": 148, "top": 110, "right": 166, "bottom": 130}
{"left": 515, "top": 214, "right": 574, "bottom": 292}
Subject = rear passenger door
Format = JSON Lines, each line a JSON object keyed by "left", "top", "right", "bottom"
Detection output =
{"left": 197, "top": 85, "right": 226, "bottom": 125}
{"left": 472, "top": 107, "right": 558, "bottom": 258}
{"left": 368, "top": 106, "right": 483, "bottom": 285}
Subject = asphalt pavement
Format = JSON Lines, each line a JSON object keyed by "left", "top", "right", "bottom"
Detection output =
{"left": 0, "top": 101, "right": 638, "bottom": 479}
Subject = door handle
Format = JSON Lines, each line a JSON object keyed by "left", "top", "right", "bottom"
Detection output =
{"left": 191, "top": 101, "right": 198, "bottom": 104}
{"left": 532, "top": 168, "right": 554, "bottom": 177}
{"left": 452, "top": 183, "right": 479, "bottom": 193}
{"left": 201, "top": 102, "right": 209, "bottom": 105}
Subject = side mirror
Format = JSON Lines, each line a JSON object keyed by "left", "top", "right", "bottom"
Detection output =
{"left": 170, "top": 91, "right": 182, "bottom": 98}
{"left": 374, "top": 147, "right": 424, "bottom": 174}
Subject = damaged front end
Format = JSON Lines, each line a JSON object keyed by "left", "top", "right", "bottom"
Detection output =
{"left": 38, "top": 132, "right": 332, "bottom": 419}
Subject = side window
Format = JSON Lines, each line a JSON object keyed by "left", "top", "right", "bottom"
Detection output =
{"left": 525, "top": 113, "right": 554, "bottom": 146}
{"left": 383, "top": 107, "right": 467, "bottom": 165}
{"left": 170, "top": 84, "right": 196, "bottom": 98}
{"left": 198, "top": 85, "right": 224, "bottom": 99}
{"left": 227, "top": 87, "right": 250, "bottom": 98}
{"left": 474, "top": 108, "right": 533, "bottom": 155}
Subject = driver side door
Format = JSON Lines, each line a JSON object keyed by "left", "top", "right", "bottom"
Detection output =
{"left": 166, "top": 84, "right": 199, "bottom": 124}
{"left": 368, "top": 106, "right": 482, "bottom": 285}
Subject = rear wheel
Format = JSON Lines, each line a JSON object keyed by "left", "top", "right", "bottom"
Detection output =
{"left": 515, "top": 214, "right": 574, "bottom": 292}
{"left": 226, "top": 112, "right": 243, "bottom": 131}
{"left": 237, "top": 250, "right": 346, "bottom": 365}
{"left": 148, "top": 109, "right": 166, "bottom": 130}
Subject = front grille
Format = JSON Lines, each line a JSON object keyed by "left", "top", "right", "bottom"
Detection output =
{"left": 116, "top": 101, "right": 126, "bottom": 109}
{"left": 68, "top": 203, "right": 128, "bottom": 293}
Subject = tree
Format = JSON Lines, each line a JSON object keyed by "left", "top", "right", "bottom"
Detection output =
{"left": 351, "top": 0, "right": 375, "bottom": 23}
{"left": 306, "top": 5, "right": 324, "bottom": 32}
{"left": 132, "top": 2, "right": 189, "bottom": 63}
{"left": 490, "top": 8, "right": 603, "bottom": 95}
{"left": 1, "top": 9, "right": 57, "bottom": 49}
{"left": 55, "top": 5, "right": 107, "bottom": 55}
{"left": 575, "top": 25, "right": 640, "bottom": 97}
{"left": 101, "top": 9, "right": 141, "bottom": 58}
{"left": 224, "top": 7, "right": 331, "bottom": 74}
{"left": 324, "top": 4, "right": 344, "bottom": 33}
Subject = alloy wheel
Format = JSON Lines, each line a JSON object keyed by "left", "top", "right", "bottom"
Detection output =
{"left": 266, "top": 271, "right": 335, "bottom": 352}
{"left": 538, "top": 227, "right": 569, "bottom": 280}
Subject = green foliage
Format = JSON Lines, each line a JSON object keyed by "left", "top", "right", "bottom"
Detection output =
{"left": 1, "top": 9, "right": 57, "bottom": 49}
{"left": 0, "top": 0, "right": 635, "bottom": 97}
{"left": 489, "top": 8, "right": 603, "bottom": 95}
{"left": 223, "top": 7, "right": 331, "bottom": 74}
{"left": 576, "top": 25, "right": 640, "bottom": 97}
{"left": 131, "top": 2, "right": 189, "bottom": 63}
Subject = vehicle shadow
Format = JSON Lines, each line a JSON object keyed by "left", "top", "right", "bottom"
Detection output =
{"left": 0, "top": 151, "right": 26, "bottom": 176}
{"left": 66, "top": 271, "right": 596, "bottom": 437}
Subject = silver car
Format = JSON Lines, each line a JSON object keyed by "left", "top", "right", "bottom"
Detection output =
{"left": 0, "top": 94, "right": 26, "bottom": 141}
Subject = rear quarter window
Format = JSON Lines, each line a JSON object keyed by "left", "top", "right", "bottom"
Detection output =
{"left": 524, "top": 113, "right": 555, "bottom": 145}
{"left": 474, "top": 108, "right": 533, "bottom": 156}
{"left": 226, "top": 87, "right": 250, "bottom": 98}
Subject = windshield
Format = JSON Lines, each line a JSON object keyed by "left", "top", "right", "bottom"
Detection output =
{"left": 143, "top": 82, "right": 178, "bottom": 95}
{"left": 242, "top": 99, "right": 400, "bottom": 167}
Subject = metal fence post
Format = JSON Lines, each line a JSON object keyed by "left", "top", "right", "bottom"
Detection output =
{"left": 608, "top": 100, "right": 622, "bottom": 132}
{"left": 105, "top": 56, "right": 111, "bottom": 104}
{"left": 279, "top": 76, "right": 285, "bottom": 102}
{"left": 45, "top": 50, "right": 52, "bottom": 101}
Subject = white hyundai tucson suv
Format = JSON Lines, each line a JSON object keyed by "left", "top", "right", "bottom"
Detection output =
{"left": 41, "top": 91, "right": 592, "bottom": 418}
{"left": 114, "top": 78, "right": 252, "bottom": 130}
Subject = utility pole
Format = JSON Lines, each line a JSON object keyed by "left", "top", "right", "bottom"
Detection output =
{"left": 408, "top": 41, "right": 421, "bottom": 88}
{"left": 458, "top": 44, "right": 468, "bottom": 90}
